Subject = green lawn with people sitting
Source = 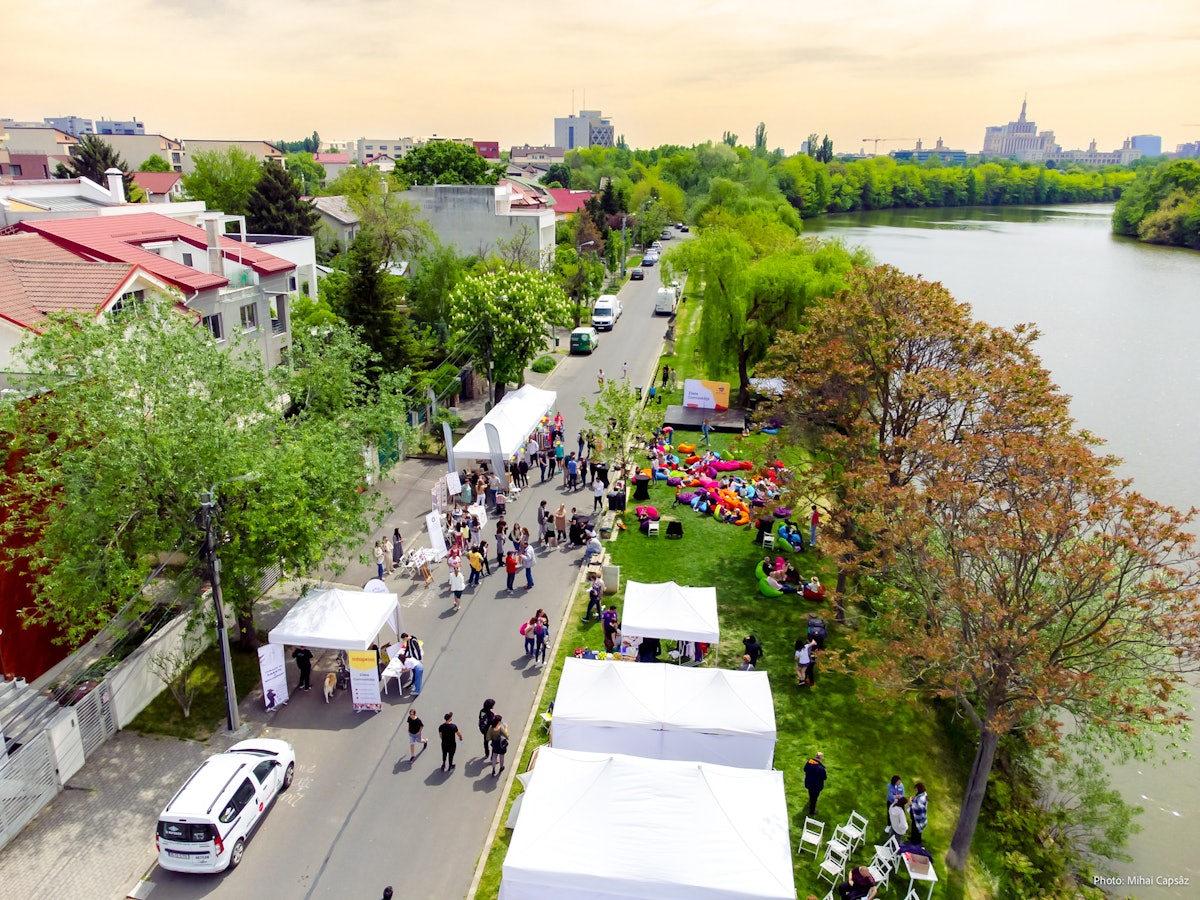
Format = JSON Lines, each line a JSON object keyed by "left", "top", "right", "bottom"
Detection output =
{"left": 473, "top": 292, "right": 1003, "bottom": 899}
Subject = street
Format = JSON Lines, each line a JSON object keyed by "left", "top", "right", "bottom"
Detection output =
{"left": 142, "top": 249, "right": 683, "bottom": 899}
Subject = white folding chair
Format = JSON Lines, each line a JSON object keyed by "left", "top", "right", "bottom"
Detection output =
{"left": 817, "top": 843, "right": 847, "bottom": 886}
{"left": 798, "top": 816, "right": 824, "bottom": 859}
{"left": 761, "top": 532, "right": 776, "bottom": 549}
{"left": 842, "top": 810, "right": 869, "bottom": 851}
{"left": 821, "top": 889, "right": 836, "bottom": 900}
{"left": 826, "top": 824, "right": 853, "bottom": 861}
{"left": 867, "top": 853, "right": 893, "bottom": 892}
{"left": 873, "top": 833, "right": 900, "bottom": 863}
{"left": 902, "top": 889, "right": 921, "bottom": 900}
{"left": 647, "top": 519, "right": 660, "bottom": 536}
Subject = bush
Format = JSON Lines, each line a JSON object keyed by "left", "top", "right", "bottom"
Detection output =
{"left": 531, "top": 355, "right": 557, "bottom": 374}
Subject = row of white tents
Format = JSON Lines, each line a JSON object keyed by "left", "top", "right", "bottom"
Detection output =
{"left": 501, "top": 582, "right": 796, "bottom": 900}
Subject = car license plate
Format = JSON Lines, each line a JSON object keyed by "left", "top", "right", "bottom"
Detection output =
{"left": 167, "top": 850, "right": 198, "bottom": 859}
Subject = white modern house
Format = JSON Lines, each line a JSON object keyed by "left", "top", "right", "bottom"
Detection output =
{"left": 402, "top": 181, "right": 556, "bottom": 267}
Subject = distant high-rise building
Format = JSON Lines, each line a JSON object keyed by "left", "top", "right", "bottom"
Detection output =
{"left": 1176, "top": 142, "right": 1200, "bottom": 159}
{"left": 1130, "top": 135, "right": 1162, "bottom": 157}
{"left": 554, "top": 110, "right": 614, "bottom": 151}
{"left": 43, "top": 115, "right": 94, "bottom": 137}
{"left": 981, "top": 99, "right": 1059, "bottom": 162}
{"left": 891, "top": 137, "right": 968, "bottom": 165}
{"left": 95, "top": 117, "right": 145, "bottom": 136}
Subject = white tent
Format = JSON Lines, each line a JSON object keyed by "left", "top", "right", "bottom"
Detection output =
{"left": 267, "top": 588, "right": 403, "bottom": 651}
{"left": 451, "top": 384, "right": 556, "bottom": 461}
{"left": 621, "top": 580, "right": 719, "bottom": 644}
{"left": 551, "top": 658, "right": 776, "bottom": 769}
{"left": 500, "top": 748, "right": 794, "bottom": 900}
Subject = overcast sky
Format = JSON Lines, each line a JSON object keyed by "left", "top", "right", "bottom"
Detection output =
{"left": 4, "top": 0, "right": 1198, "bottom": 154}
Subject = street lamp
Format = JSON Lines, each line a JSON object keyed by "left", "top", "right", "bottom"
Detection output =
{"left": 200, "top": 472, "right": 260, "bottom": 732}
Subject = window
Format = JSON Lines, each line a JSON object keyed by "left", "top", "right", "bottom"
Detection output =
{"left": 271, "top": 295, "right": 287, "bottom": 335}
{"left": 252, "top": 760, "right": 275, "bottom": 785}
{"left": 9, "top": 164, "right": 20, "bottom": 176}
{"left": 288, "top": 275, "right": 297, "bottom": 291}
{"left": 182, "top": 252, "right": 193, "bottom": 267}
{"left": 219, "top": 779, "right": 257, "bottom": 824}
{"left": 239, "top": 303, "right": 259, "bottom": 332}
{"left": 109, "top": 289, "right": 145, "bottom": 316}
{"left": 202, "top": 313, "right": 224, "bottom": 341}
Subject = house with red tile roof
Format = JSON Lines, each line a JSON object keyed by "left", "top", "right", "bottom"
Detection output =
{"left": 131, "top": 170, "right": 184, "bottom": 203}
{"left": 0, "top": 232, "right": 172, "bottom": 388}
{"left": 547, "top": 188, "right": 596, "bottom": 220}
{"left": 18, "top": 212, "right": 301, "bottom": 370}
{"left": 313, "top": 152, "right": 352, "bottom": 181}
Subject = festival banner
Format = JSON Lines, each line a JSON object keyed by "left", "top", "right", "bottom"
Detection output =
{"left": 348, "top": 650, "right": 382, "bottom": 712}
{"left": 425, "top": 511, "right": 448, "bottom": 558}
{"left": 445, "top": 470, "right": 462, "bottom": 495}
{"left": 683, "top": 379, "right": 731, "bottom": 410}
{"left": 257, "top": 643, "right": 289, "bottom": 712}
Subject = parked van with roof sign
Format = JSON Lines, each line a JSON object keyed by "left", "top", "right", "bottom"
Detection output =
{"left": 156, "top": 738, "right": 295, "bottom": 873}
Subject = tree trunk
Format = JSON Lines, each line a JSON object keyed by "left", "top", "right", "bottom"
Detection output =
{"left": 946, "top": 725, "right": 1001, "bottom": 870}
{"left": 736, "top": 350, "right": 751, "bottom": 409}
{"left": 834, "top": 569, "right": 847, "bottom": 624}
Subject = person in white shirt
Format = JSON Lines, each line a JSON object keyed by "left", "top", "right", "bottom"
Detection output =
{"left": 888, "top": 797, "right": 909, "bottom": 840}
{"left": 592, "top": 477, "right": 605, "bottom": 512}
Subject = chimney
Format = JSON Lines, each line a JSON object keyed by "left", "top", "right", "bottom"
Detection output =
{"left": 105, "top": 167, "right": 125, "bottom": 204}
{"left": 204, "top": 218, "right": 225, "bottom": 278}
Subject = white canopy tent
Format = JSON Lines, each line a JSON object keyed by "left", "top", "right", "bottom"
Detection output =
{"left": 267, "top": 588, "right": 403, "bottom": 650}
{"left": 621, "top": 580, "right": 719, "bottom": 644}
{"left": 551, "top": 658, "right": 776, "bottom": 769}
{"left": 500, "top": 748, "right": 794, "bottom": 900}
{"left": 448, "top": 385, "right": 557, "bottom": 476}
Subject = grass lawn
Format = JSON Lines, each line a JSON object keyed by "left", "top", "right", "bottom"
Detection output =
{"left": 474, "top": 273, "right": 995, "bottom": 898}
{"left": 128, "top": 642, "right": 266, "bottom": 742}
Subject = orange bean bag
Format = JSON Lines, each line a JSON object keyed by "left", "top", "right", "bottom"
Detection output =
{"left": 685, "top": 455, "right": 701, "bottom": 466}
{"left": 677, "top": 443, "right": 696, "bottom": 454}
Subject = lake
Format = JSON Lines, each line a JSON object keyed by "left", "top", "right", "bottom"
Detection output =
{"left": 806, "top": 204, "right": 1200, "bottom": 896}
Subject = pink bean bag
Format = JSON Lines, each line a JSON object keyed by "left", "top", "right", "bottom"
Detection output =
{"left": 636, "top": 506, "right": 660, "bottom": 521}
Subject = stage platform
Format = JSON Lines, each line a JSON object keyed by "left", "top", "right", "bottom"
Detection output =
{"left": 662, "top": 405, "right": 747, "bottom": 432}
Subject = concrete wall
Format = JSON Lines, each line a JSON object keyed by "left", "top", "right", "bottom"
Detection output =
{"left": 108, "top": 609, "right": 213, "bottom": 730}
{"left": 404, "top": 184, "right": 556, "bottom": 268}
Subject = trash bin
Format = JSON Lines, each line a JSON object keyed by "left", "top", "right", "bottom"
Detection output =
{"left": 635, "top": 386, "right": 643, "bottom": 400}
{"left": 607, "top": 490, "right": 627, "bottom": 512}
{"left": 594, "top": 462, "right": 610, "bottom": 487}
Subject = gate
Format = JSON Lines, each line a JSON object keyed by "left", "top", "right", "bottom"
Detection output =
{"left": 73, "top": 678, "right": 116, "bottom": 757}
{"left": 0, "top": 732, "right": 59, "bottom": 851}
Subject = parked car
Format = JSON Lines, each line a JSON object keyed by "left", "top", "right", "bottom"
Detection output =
{"left": 591, "top": 295, "right": 623, "bottom": 331}
{"left": 630, "top": 267, "right": 645, "bottom": 280}
{"left": 570, "top": 326, "right": 600, "bottom": 354}
{"left": 642, "top": 253, "right": 658, "bottom": 266}
{"left": 660, "top": 229, "right": 673, "bottom": 240}
{"left": 680, "top": 225, "right": 690, "bottom": 233}
{"left": 156, "top": 739, "right": 295, "bottom": 874}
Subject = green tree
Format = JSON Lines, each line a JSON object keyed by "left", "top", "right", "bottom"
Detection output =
{"left": 182, "top": 147, "right": 262, "bottom": 216}
{"left": 541, "top": 162, "right": 573, "bottom": 189}
{"left": 247, "top": 161, "right": 321, "bottom": 236}
{"left": 447, "top": 269, "right": 571, "bottom": 402}
{"left": 406, "top": 242, "right": 470, "bottom": 332}
{"left": 816, "top": 135, "right": 834, "bottom": 164}
{"left": 753, "top": 122, "right": 767, "bottom": 156}
{"left": 285, "top": 152, "right": 326, "bottom": 195}
{"left": 579, "top": 381, "right": 662, "bottom": 478}
{"left": 0, "top": 295, "right": 409, "bottom": 646}
{"left": 722, "top": 131, "right": 739, "bottom": 148}
{"left": 397, "top": 141, "right": 503, "bottom": 186}
{"left": 138, "top": 154, "right": 171, "bottom": 173}
{"left": 56, "top": 134, "right": 140, "bottom": 200}
{"left": 339, "top": 230, "right": 420, "bottom": 379}
{"left": 806, "top": 133, "right": 820, "bottom": 157}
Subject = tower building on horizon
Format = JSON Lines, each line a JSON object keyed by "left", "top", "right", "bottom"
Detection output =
{"left": 554, "top": 109, "right": 614, "bottom": 151}
{"left": 981, "top": 99, "right": 1059, "bottom": 161}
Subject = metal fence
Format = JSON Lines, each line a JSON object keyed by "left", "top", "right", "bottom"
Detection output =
{"left": 73, "top": 679, "right": 117, "bottom": 757}
{"left": 0, "top": 732, "right": 59, "bottom": 851}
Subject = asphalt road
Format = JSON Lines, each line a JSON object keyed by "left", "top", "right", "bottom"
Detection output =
{"left": 143, "top": 240, "right": 686, "bottom": 900}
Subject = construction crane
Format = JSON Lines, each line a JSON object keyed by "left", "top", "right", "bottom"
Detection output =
{"left": 862, "top": 137, "right": 916, "bottom": 156}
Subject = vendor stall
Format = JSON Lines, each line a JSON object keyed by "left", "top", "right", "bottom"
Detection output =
{"left": 620, "top": 580, "right": 719, "bottom": 652}
{"left": 448, "top": 385, "right": 556, "bottom": 482}
{"left": 501, "top": 748, "right": 794, "bottom": 900}
{"left": 551, "top": 658, "right": 776, "bottom": 768}
{"left": 267, "top": 588, "right": 403, "bottom": 651}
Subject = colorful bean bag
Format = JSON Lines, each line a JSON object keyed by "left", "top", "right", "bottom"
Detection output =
{"left": 677, "top": 443, "right": 696, "bottom": 454}
{"left": 803, "top": 586, "right": 827, "bottom": 602}
{"left": 653, "top": 470, "right": 669, "bottom": 481}
{"left": 761, "top": 427, "right": 779, "bottom": 435}
{"left": 635, "top": 506, "right": 660, "bottom": 521}
{"left": 774, "top": 507, "right": 792, "bottom": 519}
{"left": 666, "top": 477, "right": 683, "bottom": 487}
{"left": 758, "top": 579, "right": 784, "bottom": 598}
{"left": 684, "top": 455, "right": 702, "bottom": 466}
{"left": 676, "top": 491, "right": 696, "bottom": 504}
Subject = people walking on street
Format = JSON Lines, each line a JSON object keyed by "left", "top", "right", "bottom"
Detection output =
{"left": 537, "top": 500, "right": 550, "bottom": 545}
{"left": 374, "top": 540, "right": 386, "bottom": 579}
{"left": 477, "top": 699, "right": 497, "bottom": 757}
{"left": 552, "top": 438, "right": 564, "bottom": 478}
{"left": 533, "top": 618, "right": 548, "bottom": 664}
{"left": 804, "top": 752, "right": 827, "bottom": 814}
{"left": 622, "top": 361, "right": 628, "bottom": 379}
{"left": 488, "top": 714, "right": 510, "bottom": 776}
{"left": 467, "top": 545, "right": 483, "bottom": 587}
{"left": 449, "top": 565, "right": 466, "bottom": 610}
{"left": 810, "top": 504, "right": 820, "bottom": 549}
{"left": 522, "top": 541, "right": 536, "bottom": 589}
{"left": 566, "top": 454, "right": 580, "bottom": 491}
{"left": 438, "top": 712, "right": 463, "bottom": 771}
{"left": 505, "top": 550, "right": 519, "bottom": 592}
{"left": 578, "top": 429, "right": 587, "bottom": 459}
{"left": 592, "top": 476, "right": 605, "bottom": 512}
{"left": 522, "top": 615, "right": 538, "bottom": 657}
{"left": 292, "top": 645, "right": 313, "bottom": 691}
{"left": 407, "top": 709, "right": 427, "bottom": 761}
{"left": 537, "top": 448, "right": 548, "bottom": 482}
{"left": 596, "top": 369, "right": 605, "bottom": 392}
{"left": 910, "top": 782, "right": 929, "bottom": 845}
{"left": 479, "top": 540, "right": 492, "bottom": 575}
{"left": 554, "top": 503, "right": 568, "bottom": 544}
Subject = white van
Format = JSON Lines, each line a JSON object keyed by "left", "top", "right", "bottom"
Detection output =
{"left": 654, "top": 286, "right": 678, "bottom": 316}
{"left": 591, "top": 294, "right": 622, "bottom": 331}
{"left": 156, "top": 738, "right": 296, "bottom": 873}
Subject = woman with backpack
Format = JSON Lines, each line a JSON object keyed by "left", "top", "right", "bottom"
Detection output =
{"left": 477, "top": 699, "right": 497, "bottom": 758}
{"left": 488, "top": 714, "right": 510, "bottom": 776}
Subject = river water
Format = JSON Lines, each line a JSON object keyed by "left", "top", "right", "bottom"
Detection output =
{"left": 806, "top": 205, "right": 1199, "bottom": 897}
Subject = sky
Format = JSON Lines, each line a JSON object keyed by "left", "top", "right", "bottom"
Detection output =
{"left": 4, "top": 0, "right": 1199, "bottom": 155}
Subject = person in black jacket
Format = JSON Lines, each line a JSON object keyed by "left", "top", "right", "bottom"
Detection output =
{"left": 804, "top": 752, "right": 827, "bottom": 814}
{"left": 292, "top": 645, "right": 313, "bottom": 691}
{"left": 742, "top": 634, "right": 764, "bottom": 667}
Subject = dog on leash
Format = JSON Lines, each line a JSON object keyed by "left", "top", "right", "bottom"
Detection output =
{"left": 323, "top": 672, "right": 337, "bottom": 702}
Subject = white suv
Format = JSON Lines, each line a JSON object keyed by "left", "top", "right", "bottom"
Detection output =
{"left": 156, "top": 738, "right": 296, "bottom": 873}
